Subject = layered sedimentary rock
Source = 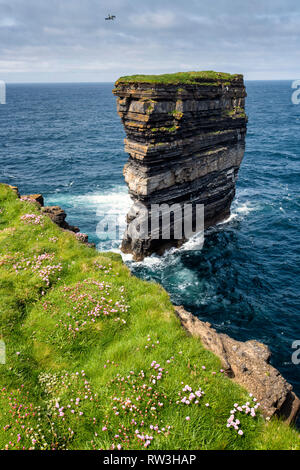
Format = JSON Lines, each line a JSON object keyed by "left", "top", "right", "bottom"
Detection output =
{"left": 113, "top": 71, "right": 247, "bottom": 260}
{"left": 41, "top": 206, "right": 80, "bottom": 233}
{"left": 175, "top": 306, "right": 300, "bottom": 423}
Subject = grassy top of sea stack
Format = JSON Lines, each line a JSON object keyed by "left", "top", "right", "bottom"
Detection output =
{"left": 0, "top": 183, "right": 299, "bottom": 450}
{"left": 115, "top": 70, "right": 242, "bottom": 86}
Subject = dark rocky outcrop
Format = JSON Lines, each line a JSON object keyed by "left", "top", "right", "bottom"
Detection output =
{"left": 113, "top": 71, "right": 247, "bottom": 260}
{"left": 4, "top": 185, "right": 93, "bottom": 247}
{"left": 41, "top": 206, "right": 80, "bottom": 234}
{"left": 175, "top": 306, "right": 300, "bottom": 424}
{"left": 22, "top": 194, "right": 80, "bottom": 233}
{"left": 7, "top": 185, "right": 20, "bottom": 198}
{"left": 22, "top": 193, "right": 44, "bottom": 206}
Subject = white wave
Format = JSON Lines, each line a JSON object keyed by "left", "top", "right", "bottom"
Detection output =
{"left": 120, "top": 251, "right": 134, "bottom": 262}
{"left": 217, "top": 201, "right": 260, "bottom": 226}
{"left": 46, "top": 186, "right": 131, "bottom": 215}
{"left": 235, "top": 202, "right": 255, "bottom": 215}
{"left": 125, "top": 247, "right": 179, "bottom": 269}
{"left": 218, "top": 212, "right": 238, "bottom": 224}
{"left": 126, "top": 252, "right": 164, "bottom": 268}
{"left": 178, "top": 231, "right": 204, "bottom": 252}
{"left": 125, "top": 200, "right": 258, "bottom": 267}
{"left": 125, "top": 232, "right": 205, "bottom": 269}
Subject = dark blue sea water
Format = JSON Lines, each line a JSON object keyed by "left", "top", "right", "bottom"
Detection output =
{"left": 1, "top": 81, "right": 300, "bottom": 400}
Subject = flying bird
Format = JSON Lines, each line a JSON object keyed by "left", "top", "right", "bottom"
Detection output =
{"left": 105, "top": 14, "right": 116, "bottom": 21}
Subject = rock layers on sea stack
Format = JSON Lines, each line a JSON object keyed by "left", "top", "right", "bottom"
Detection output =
{"left": 113, "top": 71, "right": 247, "bottom": 260}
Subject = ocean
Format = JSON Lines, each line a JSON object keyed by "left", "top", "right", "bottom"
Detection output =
{"left": 1, "top": 81, "right": 299, "bottom": 399}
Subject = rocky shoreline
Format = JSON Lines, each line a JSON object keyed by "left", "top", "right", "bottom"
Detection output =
{"left": 3, "top": 183, "right": 299, "bottom": 424}
{"left": 175, "top": 306, "right": 300, "bottom": 424}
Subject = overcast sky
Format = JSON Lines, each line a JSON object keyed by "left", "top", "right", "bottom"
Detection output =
{"left": 0, "top": 0, "right": 299, "bottom": 82}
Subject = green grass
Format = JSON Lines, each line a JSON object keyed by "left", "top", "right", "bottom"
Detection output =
{"left": 115, "top": 71, "right": 242, "bottom": 86}
{"left": 0, "top": 184, "right": 299, "bottom": 450}
{"left": 151, "top": 125, "right": 178, "bottom": 133}
{"left": 223, "top": 106, "right": 247, "bottom": 119}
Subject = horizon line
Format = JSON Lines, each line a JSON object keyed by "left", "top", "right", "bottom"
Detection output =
{"left": 3, "top": 79, "right": 297, "bottom": 85}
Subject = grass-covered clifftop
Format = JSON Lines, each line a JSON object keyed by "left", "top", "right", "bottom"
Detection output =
{"left": 0, "top": 184, "right": 299, "bottom": 450}
{"left": 115, "top": 70, "right": 241, "bottom": 85}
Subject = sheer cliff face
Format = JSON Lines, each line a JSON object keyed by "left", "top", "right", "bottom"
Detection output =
{"left": 113, "top": 73, "right": 247, "bottom": 260}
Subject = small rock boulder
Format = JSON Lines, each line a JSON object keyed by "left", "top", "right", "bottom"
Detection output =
{"left": 22, "top": 194, "right": 44, "bottom": 206}
{"left": 41, "top": 206, "right": 67, "bottom": 226}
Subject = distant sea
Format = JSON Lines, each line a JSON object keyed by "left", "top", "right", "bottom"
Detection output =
{"left": 1, "top": 81, "right": 300, "bottom": 400}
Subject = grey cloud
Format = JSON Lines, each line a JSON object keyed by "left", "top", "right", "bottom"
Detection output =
{"left": 0, "top": 0, "right": 299, "bottom": 82}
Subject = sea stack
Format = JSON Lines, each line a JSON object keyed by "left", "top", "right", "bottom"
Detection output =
{"left": 113, "top": 71, "right": 247, "bottom": 260}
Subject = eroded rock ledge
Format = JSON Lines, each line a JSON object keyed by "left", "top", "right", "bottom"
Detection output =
{"left": 113, "top": 71, "right": 247, "bottom": 260}
{"left": 6, "top": 185, "right": 94, "bottom": 247}
{"left": 175, "top": 306, "right": 300, "bottom": 424}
